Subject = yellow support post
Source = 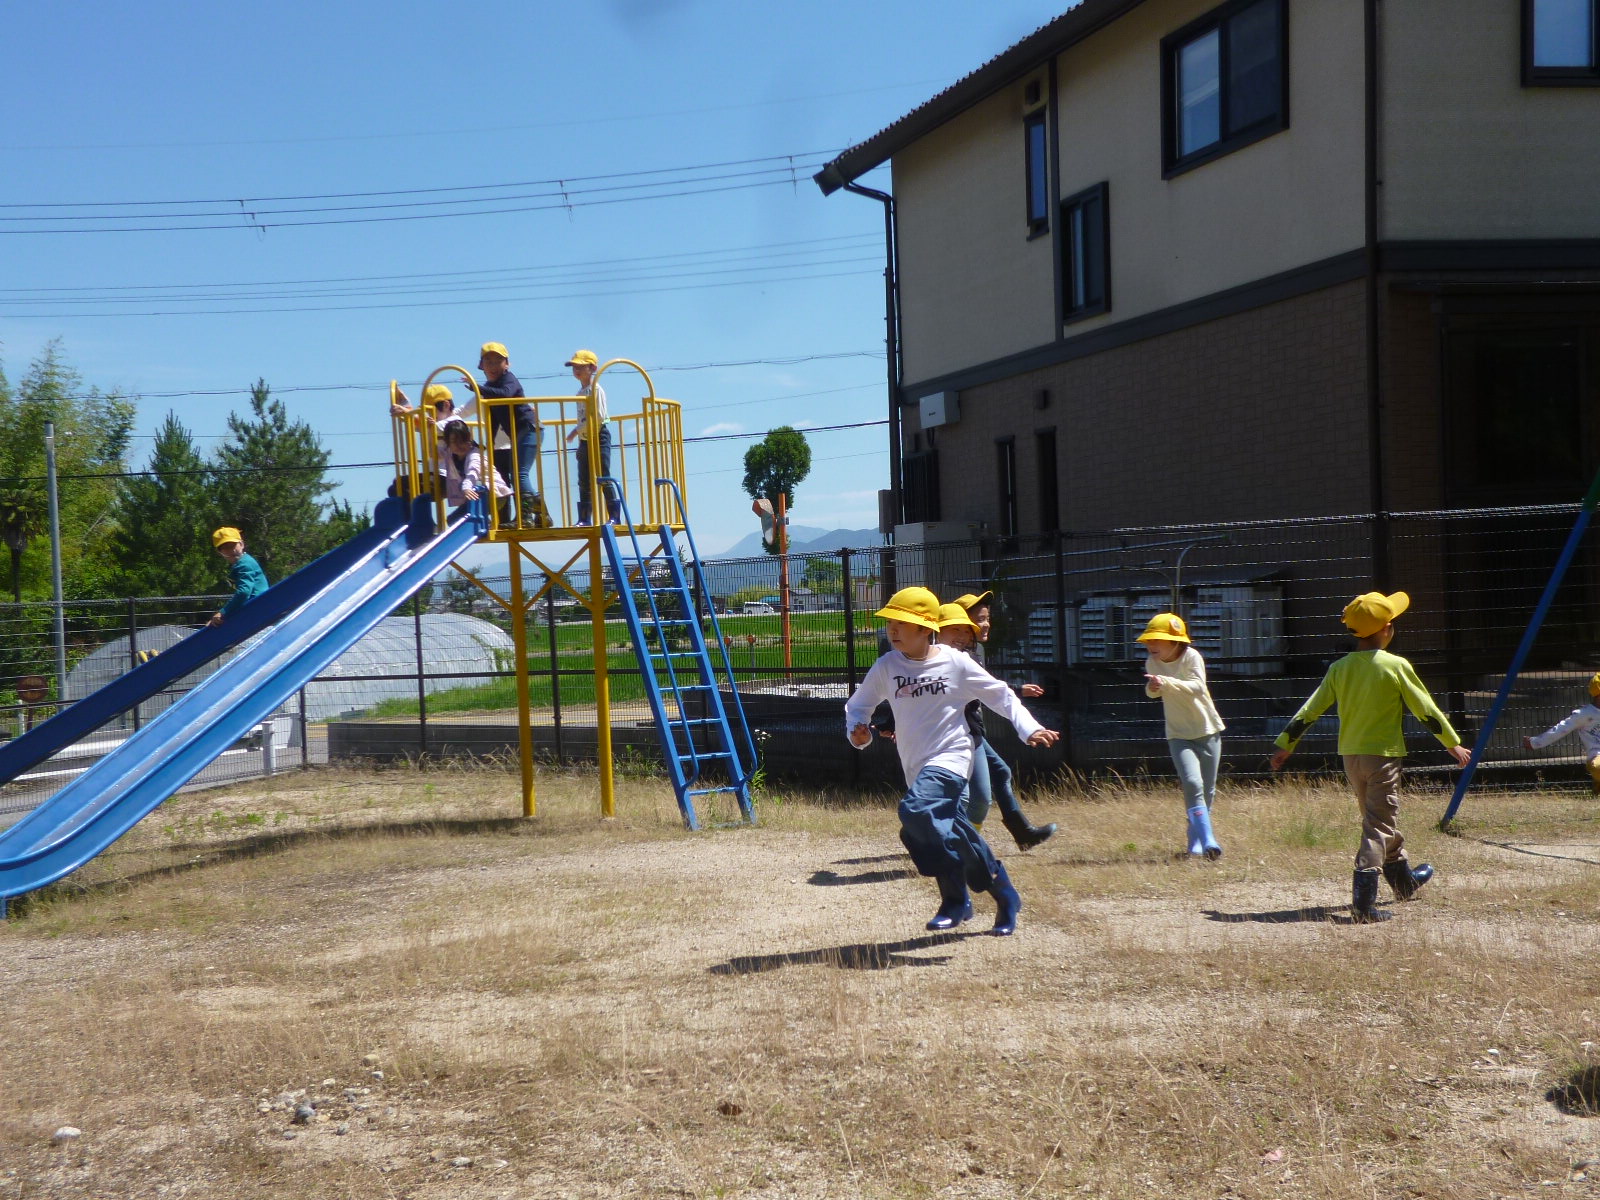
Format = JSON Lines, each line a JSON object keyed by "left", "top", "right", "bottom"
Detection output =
{"left": 508, "top": 547, "right": 536, "bottom": 817}
{"left": 590, "top": 531, "right": 615, "bottom": 818}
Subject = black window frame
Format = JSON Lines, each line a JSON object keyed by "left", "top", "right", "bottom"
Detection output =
{"left": 1034, "top": 428, "right": 1060, "bottom": 533}
{"left": 1023, "top": 110, "right": 1050, "bottom": 237}
{"left": 1061, "top": 181, "right": 1110, "bottom": 323}
{"left": 1522, "top": 0, "right": 1600, "bottom": 85}
{"left": 1160, "top": 0, "right": 1289, "bottom": 179}
{"left": 996, "top": 437, "right": 1019, "bottom": 539}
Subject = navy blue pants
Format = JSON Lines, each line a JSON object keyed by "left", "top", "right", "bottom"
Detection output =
{"left": 899, "top": 764, "right": 1002, "bottom": 893}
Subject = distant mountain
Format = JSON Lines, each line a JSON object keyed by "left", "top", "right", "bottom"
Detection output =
{"left": 709, "top": 526, "right": 882, "bottom": 559}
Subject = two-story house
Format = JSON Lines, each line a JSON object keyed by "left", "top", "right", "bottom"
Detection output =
{"left": 818, "top": 0, "right": 1599, "bottom": 560}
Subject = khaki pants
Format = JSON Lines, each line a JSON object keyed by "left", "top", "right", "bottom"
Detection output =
{"left": 1343, "top": 754, "right": 1409, "bottom": 872}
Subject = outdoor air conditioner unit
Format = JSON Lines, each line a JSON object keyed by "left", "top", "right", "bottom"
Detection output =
{"left": 892, "top": 520, "right": 982, "bottom": 595}
{"left": 919, "top": 391, "right": 960, "bottom": 428}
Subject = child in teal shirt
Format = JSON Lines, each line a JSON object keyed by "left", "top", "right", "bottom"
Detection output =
{"left": 206, "top": 526, "right": 269, "bottom": 627}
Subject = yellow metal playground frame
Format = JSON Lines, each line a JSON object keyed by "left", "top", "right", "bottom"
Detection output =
{"left": 389, "top": 358, "right": 688, "bottom": 820}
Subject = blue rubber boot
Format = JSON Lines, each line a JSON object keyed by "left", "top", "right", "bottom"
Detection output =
{"left": 1186, "top": 805, "right": 1222, "bottom": 860}
{"left": 990, "top": 862, "right": 1021, "bottom": 936}
{"left": 926, "top": 874, "right": 973, "bottom": 931}
{"left": 1350, "top": 868, "right": 1389, "bottom": 923}
{"left": 1383, "top": 858, "right": 1433, "bottom": 900}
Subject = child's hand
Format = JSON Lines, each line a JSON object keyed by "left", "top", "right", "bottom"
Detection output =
{"left": 1522, "top": 735, "right": 1534, "bottom": 751}
{"left": 1447, "top": 744, "right": 1472, "bottom": 767}
{"left": 849, "top": 724, "right": 873, "bottom": 748}
{"left": 1144, "top": 674, "right": 1163, "bottom": 692}
{"left": 463, "top": 483, "right": 480, "bottom": 501}
{"left": 1269, "top": 748, "right": 1291, "bottom": 772}
{"left": 1026, "top": 728, "right": 1060, "bottom": 748}
{"left": 1019, "top": 683, "right": 1044, "bottom": 698}
{"left": 206, "top": 612, "right": 223, "bottom": 628}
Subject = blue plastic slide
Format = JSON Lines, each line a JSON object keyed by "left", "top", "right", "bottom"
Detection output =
{"left": 0, "top": 496, "right": 406, "bottom": 788}
{"left": 0, "top": 497, "right": 480, "bottom": 904}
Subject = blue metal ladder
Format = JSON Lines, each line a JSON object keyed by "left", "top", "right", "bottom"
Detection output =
{"left": 600, "top": 480, "right": 756, "bottom": 830}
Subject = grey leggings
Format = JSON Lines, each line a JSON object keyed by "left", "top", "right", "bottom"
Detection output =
{"left": 1167, "top": 733, "right": 1221, "bottom": 810}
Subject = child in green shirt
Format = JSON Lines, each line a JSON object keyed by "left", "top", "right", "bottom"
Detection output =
{"left": 1270, "top": 591, "right": 1471, "bottom": 923}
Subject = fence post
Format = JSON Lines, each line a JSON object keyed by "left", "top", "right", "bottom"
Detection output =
{"left": 127, "top": 597, "right": 141, "bottom": 733}
{"left": 842, "top": 547, "right": 859, "bottom": 786}
{"left": 412, "top": 593, "right": 427, "bottom": 759}
{"left": 298, "top": 686, "right": 309, "bottom": 767}
{"left": 1052, "top": 529, "right": 1072, "bottom": 772}
{"left": 548, "top": 587, "right": 564, "bottom": 765}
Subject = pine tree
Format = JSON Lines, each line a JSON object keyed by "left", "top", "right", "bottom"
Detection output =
{"left": 211, "top": 379, "right": 334, "bottom": 580}
{"left": 109, "top": 413, "right": 217, "bottom": 598}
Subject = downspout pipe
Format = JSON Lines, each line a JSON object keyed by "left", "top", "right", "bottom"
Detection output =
{"left": 1364, "top": 0, "right": 1388, "bottom": 584}
{"left": 839, "top": 180, "right": 903, "bottom": 533}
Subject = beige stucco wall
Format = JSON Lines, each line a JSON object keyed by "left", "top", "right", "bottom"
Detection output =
{"left": 891, "top": 0, "right": 1368, "bottom": 387}
{"left": 1053, "top": 0, "right": 1365, "bottom": 334}
{"left": 894, "top": 79, "right": 1058, "bottom": 386}
{"left": 1382, "top": 1, "right": 1600, "bottom": 239}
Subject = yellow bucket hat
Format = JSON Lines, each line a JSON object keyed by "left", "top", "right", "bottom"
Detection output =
{"left": 212, "top": 526, "right": 243, "bottom": 548}
{"left": 936, "top": 602, "right": 979, "bottom": 632}
{"left": 1588, "top": 672, "right": 1600, "bottom": 698}
{"left": 875, "top": 586, "right": 941, "bottom": 630}
{"left": 1136, "top": 612, "right": 1190, "bottom": 644}
{"left": 1342, "top": 591, "right": 1410, "bottom": 638}
{"left": 954, "top": 590, "right": 992, "bottom": 611}
{"left": 421, "top": 383, "right": 453, "bottom": 407}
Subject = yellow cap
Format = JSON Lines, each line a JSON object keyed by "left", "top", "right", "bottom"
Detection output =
{"left": 565, "top": 349, "right": 599, "bottom": 367}
{"left": 480, "top": 342, "right": 509, "bottom": 360}
{"left": 1588, "top": 672, "right": 1600, "bottom": 698}
{"left": 421, "top": 383, "right": 453, "bottom": 407}
{"left": 1342, "top": 591, "right": 1410, "bottom": 638}
{"left": 1136, "top": 612, "right": 1190, "bottom": 644}
{"left": 954, "top": 590, "right": 992, "bottom": 611}
{"left": 212, "top": 526, "right": 243, "bottom": 548}
{"left": 936, "top": 602, "right": 979, "bottom": 632}
{"left": 875, "top": 586, "right": 941, "bottom": 630}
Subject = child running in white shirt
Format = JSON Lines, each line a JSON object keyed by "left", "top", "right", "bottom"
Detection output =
{"left": 1138, "top": 612, "right": 1226, "bottom": 860}
{"left": 1524, "top": 672, "right": 1600, "bottom": 794}
{"left": 845, "top": 587, "right": 1059, "bottom": 935}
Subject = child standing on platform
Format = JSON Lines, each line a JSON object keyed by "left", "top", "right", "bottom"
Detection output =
{"left": 206, "top": 526, "right": 268, "bottom": 627}
{"left": 845, "top": 587, "right": 1059, "bottom": 935}
{"left": 1523, "top": 672, "right": 1600, "bottom": 794}
{"left": 1138, "top": 613, "right": 1225, "bottom": 860}
{"left": 1270, "top": 591, "right": 1471, "bottom": 922}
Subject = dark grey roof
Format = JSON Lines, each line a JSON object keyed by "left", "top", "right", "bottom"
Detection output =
{"left": 814, "top": 0, "right": 1147, "bottom": 195}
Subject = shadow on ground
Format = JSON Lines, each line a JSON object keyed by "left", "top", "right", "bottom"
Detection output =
{"left": 710, "top": 932, "right": 976, "bottom": 975}
{"left": 1202, "top": 904, "right": 1359, "bottom": 924}
{"left": 11, "top": 816, "right": 534, "bottom": 917}
{"left": 1548, "top": 1066, "right": 1600, "bottom": 1116}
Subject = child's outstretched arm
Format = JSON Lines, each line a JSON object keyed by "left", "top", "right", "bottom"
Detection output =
{"left": 958, "top": 655, "right": 1058, "bottom": 746}
{"left": 1394, "top": 658, "right": 1470, "bottom": 765}
{"left": 1271, "top": 676, "right": 1338, "bottom": 769}
{"left": 1524, "top": 706, "right": 1600, "bottom": 752}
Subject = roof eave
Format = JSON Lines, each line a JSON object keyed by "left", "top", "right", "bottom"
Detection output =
{"left": 815, "top": 0, "right": 1147, "bottom": 196}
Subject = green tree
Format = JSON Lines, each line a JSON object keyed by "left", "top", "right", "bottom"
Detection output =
{"left": 211, "top": 379, "right": 334, "bottom": 580}
{"left": 740, "top": 426, "right": 812, "bottom": 558}
{"left": 801, "top": 556, "right": 843, "bottom": 594}
{"left": 108, "top": 412, "right": 217, "bottom": 598}
{"left": 0, "top": 341, "right": 134, "bottom": 602}
{"left": 319, "top": 496, "right": 372, "bottom": 555}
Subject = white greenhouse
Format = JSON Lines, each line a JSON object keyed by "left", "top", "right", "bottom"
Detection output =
{"left": 64, "top": 613, "right": 514, "bottom": 726}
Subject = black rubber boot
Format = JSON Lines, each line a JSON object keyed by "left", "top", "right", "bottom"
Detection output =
{"left": 1382, "top": 858, "right": 1434, "bottom": 901}
{"left": 1350, "top": 869, "right": 1388, "bottom": 923}
{"left": 925, "top": 874, "right": 973, "bottom": 932}
{"left": 1000, "top": 808, "right": 1057, "bottom": 852}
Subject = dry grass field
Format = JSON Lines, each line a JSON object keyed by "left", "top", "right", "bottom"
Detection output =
{"left": 3, "top": 762, "right": 1600, "bottom": 1199}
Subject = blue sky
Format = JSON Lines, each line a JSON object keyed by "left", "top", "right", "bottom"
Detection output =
{"left": 1, "top": 1, "right": 1060, "bottom": 558}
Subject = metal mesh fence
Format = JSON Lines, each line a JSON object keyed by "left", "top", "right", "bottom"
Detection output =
{"left": 2, "top": 503, "right": 1597, "bottom": 827}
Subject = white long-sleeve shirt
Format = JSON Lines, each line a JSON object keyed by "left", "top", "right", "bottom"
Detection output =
{"left": 844, "top": 644, "right": 1043, "bottom": 779}
{"left": 1143, "top": 646, "right": 1225, "bottom": 740}
{"left": 1529, "top": 702, "right": 1600, "bottom": 759}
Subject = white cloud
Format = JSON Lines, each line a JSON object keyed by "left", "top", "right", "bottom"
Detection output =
{"left": 699, "top": 422, "right": 744, "bottom": 437}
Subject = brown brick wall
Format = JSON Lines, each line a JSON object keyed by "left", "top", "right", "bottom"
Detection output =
{"left": 930, "top": 280, "right": 1372, "bottom": 533}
